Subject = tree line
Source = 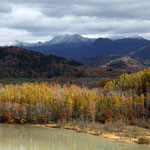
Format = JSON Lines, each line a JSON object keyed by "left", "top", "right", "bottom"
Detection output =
{"left": 0, "top": 70, "right": 150, "bottom": 124}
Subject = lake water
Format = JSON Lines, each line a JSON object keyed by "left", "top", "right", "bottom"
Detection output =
{"left": 0, "top": 124, "right": 149, "bottom": 150}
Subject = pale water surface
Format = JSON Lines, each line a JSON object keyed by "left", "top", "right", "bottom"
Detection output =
{"left": 0, "top": 124, "right": 149, "bottom": 150}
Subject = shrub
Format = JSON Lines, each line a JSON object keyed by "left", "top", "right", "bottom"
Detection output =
{"left": 104, "top": 120, "right": 126, "bottom": 132}
{"left": 135, "top": 119, "right": 150, "bottom": 129}
{"left": 138, "top": 137, "right": 150, "bottom": 145}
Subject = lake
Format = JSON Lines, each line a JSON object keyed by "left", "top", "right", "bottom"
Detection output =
{"left": 0, "top": 124, "right": 149, "bottom": 150}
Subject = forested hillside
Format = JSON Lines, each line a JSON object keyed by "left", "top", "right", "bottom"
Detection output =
{"left": 0, "top": 46, "right": 83, "bottom": 78}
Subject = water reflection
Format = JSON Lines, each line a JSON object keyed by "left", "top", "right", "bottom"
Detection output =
{"left": 0, "top": 124, "right": 149, "bottom": 150}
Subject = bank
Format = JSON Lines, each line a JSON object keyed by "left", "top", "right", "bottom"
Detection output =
{"left": 29, "top": 122, "right": 150, "bottom": 147}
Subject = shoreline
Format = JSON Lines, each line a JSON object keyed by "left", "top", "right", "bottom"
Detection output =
{"left": 27, "top": 123, "right": 150, "bottom": 147}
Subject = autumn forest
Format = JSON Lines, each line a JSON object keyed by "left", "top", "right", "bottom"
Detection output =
{"left": 0, "top": 69, "right": 150, "bottom": 126}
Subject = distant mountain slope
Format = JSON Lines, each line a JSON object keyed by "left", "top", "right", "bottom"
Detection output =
{"left": 0, "top": 46, "right": 83, "bottom": 78}
{"left": 28, "top": 43, "right": 94, "bottom": 59}
{"left": 78, "top": 55, "right": 121, "bottom": 66}
{"left": 131, "top": 44, "right": 150, "bottom": 60}
{"left": 7, "top": 34, "right": 150, "bottom": 60}
{"left": 79, "top": 55, "right": 150, "bottom": 70}
{"left": 92, "top": 38, "right": 150, "bottom": 56}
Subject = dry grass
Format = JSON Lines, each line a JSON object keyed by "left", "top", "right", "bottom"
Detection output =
{"left": 103, "top": 120, "right": 126, "bottom": 132}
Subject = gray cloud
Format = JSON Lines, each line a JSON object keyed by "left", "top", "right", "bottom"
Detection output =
{"left": 1, "top": 0, "right": 150, "bottom": 45}
{"left": 0, "top": 1, "right": 12, "bottom": 13}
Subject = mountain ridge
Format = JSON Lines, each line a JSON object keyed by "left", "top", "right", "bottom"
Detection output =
{"left": 6, "top": 34, "right": 150, "bottom": 60}
{"left": 7, "top": 34, "right": 95, "bottom": 47}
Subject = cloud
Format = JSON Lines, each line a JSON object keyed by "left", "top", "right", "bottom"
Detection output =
{"left": 1, "top": 0, "right": 150, "bottom": 44}
{"left": 0, "top": 27, "right": 51, "bottom": 45}
{"left": 0, "top": 1, "right": 12, "bottom": 13}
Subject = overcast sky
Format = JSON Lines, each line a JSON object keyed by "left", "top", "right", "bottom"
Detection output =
{"left": 0, "top": 0, "right": 150, "bottom": 45}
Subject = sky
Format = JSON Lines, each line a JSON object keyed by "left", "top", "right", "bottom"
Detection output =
{"left": 0, "top": 0, "right": 150, "bottom": 45}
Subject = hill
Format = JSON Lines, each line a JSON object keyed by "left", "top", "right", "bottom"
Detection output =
{"left": 0, "top": 46, "right": 83, "bottom": 78}
{"left": 100, "top": 56, "right": 150, "bottom": 69}
{"left": 79, "top": 55, "right": 150, "bottom": 70}
{"left": 0, "top": 46, "right": 141, "bottom": 85}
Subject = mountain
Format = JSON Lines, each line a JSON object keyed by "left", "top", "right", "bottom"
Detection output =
{"left": 78, "top": 55, "right": 121, "bottom": 66}
{"left": 7, "top": 34, "right": 150, "bottom": 60}
{"left": 79, "top": 55, "right": 150, "bottom": 70}
{"left": 6, "top": 40, "right": 44, "bottom": 47}
{"left": 46, "top": 34, "right": 95, "bottom": 45}
{"left": 8, "top": 34, "right": 95, "bottom": 47}
{"left": 92, "top": 37, "right": 150, "bottom": 56}
{"left": 0, "top": 46, "right": 83, "bottom": 78}
{"left": 130, "top": 44, "right": 150, "bottom": 60}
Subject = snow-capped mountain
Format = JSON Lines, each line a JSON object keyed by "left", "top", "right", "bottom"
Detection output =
{"left": 6, "top": 40, "right": 24, "bottom": 46}
{"left": 110, "top": 34, "right": 144, "bottom": 40}
{"left": 125, "top": 34, "right": 144, "bottom": 39}
{"left": 5, "top": 34, "right": 150, "bottom": 61}
{"left": 6, "top": 40, "right": 43, "bottom": 47}
{"left": 6, "top": 34, "right": 95, "bottom": 47}
{"left": 46, "top": 34, "right": 95, "bottom": 45}
{"left": 7, "top": 34, "right": 145, "bottom": 48}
